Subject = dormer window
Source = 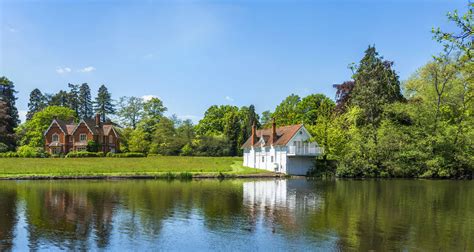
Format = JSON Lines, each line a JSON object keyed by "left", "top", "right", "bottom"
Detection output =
{"left": 52, "top": 133, "right": 59, "bottom": 142}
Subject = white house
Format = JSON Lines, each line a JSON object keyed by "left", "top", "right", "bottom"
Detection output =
{"left": 242, "top": 120, "right": 324, "bottom": 175}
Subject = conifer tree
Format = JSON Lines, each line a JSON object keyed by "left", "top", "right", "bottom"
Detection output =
{"left": 78, "top": 83, "right": 93, "bottom": 119}
{"left": 94, "top": 84, "right": 115, "bottom": 122}
{"left": 26, "top": 88, "right": 46, "bottom": 120}
{"left": 0, "top": 77, "right": 19, "bottom": 149}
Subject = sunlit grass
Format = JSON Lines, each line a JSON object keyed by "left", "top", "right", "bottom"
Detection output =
{"left": 0, "top": 156, "right": 269, "bottom": 178}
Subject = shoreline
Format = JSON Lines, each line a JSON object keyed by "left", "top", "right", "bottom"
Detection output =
{"left": 0, "top": 172, "right": 285, "bottom": 181}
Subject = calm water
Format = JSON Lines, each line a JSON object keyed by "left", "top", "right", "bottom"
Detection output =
{"left": 0, "top": 179, "right": 472, "bottom": 251}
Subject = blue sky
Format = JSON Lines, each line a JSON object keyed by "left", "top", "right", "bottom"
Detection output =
{"left": 0, "top": 0, "right": 467, "bottom": 123}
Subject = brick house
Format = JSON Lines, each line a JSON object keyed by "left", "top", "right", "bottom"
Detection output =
{"left": 44, "top": 114, "right": 121, "bottom": 154}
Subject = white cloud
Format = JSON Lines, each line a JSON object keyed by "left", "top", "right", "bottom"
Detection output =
{"left": 225, "top": 96, "right": 234, "bottom": 102}
{"left": 141, "top": 95, "right": 159, "bottom": 101}
{"left": 78, "top": 66, "right": 96, "bottom": 73}
{"left": 56, "top": 67, "right": 72, "bottom": 74}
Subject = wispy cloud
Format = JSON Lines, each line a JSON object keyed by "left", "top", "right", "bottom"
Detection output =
{"left": 225, "top": 96, "right": 234, "bottom": 102}
{"left": 77, "top": 66, "right": 96, "bottom": 73}
{"left": 56, "top": 67, "right": 72, "bottom": 74}
{"left": 6, "top": 25, "right": 17, "bottom": 33}
{"left": 143, "top": 53, "right": 154, "bottom": 59}
{"left": 141, "top": 95, "right": 160, "bottom": 101}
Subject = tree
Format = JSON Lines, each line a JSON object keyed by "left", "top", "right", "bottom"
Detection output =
{"left": 94, "top": 85, "right": 115, "bottom": 122}
{"left": 0, "top": 77, "right": 19, "bottom": 150}
{"left": 296, "top": 94, "right": 335, "bottom": 125}
{"left": 350, "top": 46, "right": 404, "bottom": 129}
{"left": 271, "top": 94, "right": 301, "bottom": 126}
{"left": 128, "top": 128, "right": 150, "bottom": 153}
{"left": 117, "top": 96, "right": 144, "bottom": 129}
{"left": 78, "top": 83, "right": 93, "bottom": 119}
{"left": 67, "top": 83, "right": 80, "bottom": 117}
{"left": 238, "top": 105, "right": 260, "bottom": 150}
{"left": 150, "top": 117, "right": 184, "bottom": 155}
{"left": 260, "top": 110, "right": 272, "bottom": 126}
{"left": 16, "top": 106, "right": 76, "bottom": 147}
{"left": 142, "top": 97, "right": 167, "bottom": 120}
{"left": 49, "top": 90, "right": 69, "bottom": 107}
{"left": 196, "top": 105, "right": 239, "bottom": 136}
{"left": 333, "top": 81, "right": 355, "bottom": 113}
{"left": 432, "top": 3, "right": 473, "bottom": 61}
{"left": 26, "top": 88, "right": 47, "bottom": 121}
{"left": 224, "top": 111, "right": 241, "bottom": 156}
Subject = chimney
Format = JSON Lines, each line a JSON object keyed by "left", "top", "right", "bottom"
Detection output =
{"left": 95, "top": 113, "right": 101, "bottom": 126}
{"left": 251, "top": 122, "right": 256, "bottom": 146}
{"left": 270, "top": 118, "right": 277, "bottom": 144}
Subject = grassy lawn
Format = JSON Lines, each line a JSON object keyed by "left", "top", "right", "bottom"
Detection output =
{"left": 0, "top": 156, "right": 271, "bottom": 178}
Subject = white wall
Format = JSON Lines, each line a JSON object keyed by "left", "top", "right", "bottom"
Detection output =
{"left": 286, "top": 156, "right": 315, "bottom": 175}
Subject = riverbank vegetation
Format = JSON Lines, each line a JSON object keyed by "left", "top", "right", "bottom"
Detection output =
{"left": 0, "top": 4, "right": 472, "bottom": 178}
{"left": 0, "top": 156, "right": 269, "bottom": 179}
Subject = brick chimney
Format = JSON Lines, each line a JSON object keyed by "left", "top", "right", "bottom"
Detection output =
{"left": 251, "top": 122, "right": 256, "bottom": 146}
{"left": 270, "top": 118, "right": 277, "bottom": 144}
{"left": 95, "top": 113, "right": 101, "bottom": 126}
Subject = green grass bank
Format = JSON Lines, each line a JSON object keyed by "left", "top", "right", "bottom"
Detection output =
{"left": 0, "top": 156, "right": 273, "bottom": 179}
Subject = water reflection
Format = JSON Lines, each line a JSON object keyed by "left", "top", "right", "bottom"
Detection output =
{"left": 0, "top": 179, "right": 472, "bottom": 251}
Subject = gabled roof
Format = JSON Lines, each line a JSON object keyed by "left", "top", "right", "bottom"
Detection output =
{"left": 44, "top": 119, "right": 75, "bottom": 136}
{"left": 241, "top": 124, "right": 304, "bottom": 148}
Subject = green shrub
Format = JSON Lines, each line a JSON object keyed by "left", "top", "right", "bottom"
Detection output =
{"left": 106, "top": 152, "right": 146, "bottom": 158}
{"left": 0, "top": 152, "right": 19, "bottom": 158}
{"left": 66, "top": 151, "right": 105, "bottom": 158}
{"left": 86, "top": 140, "right": 99, "bottom": 152}
{"left": 0, "top": 143, "right": 9, "bottom": 153}
{"left": 17, "top": 146, "right": 45, "bottom": 158}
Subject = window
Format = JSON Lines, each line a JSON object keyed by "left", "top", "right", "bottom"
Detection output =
{"left": 52, "top": 134, "right": 59, "bottom": 142}
{"left": 77, "top": 146, "right": 87, "bottom": 152}
{"left": 52, "top": 147, "right": 61, "bottom": 154}
{"left": 262, "top": 156, "right": 265, "bottom": 162}
{"left": 271, "top": 156, "right": 274, "bottom": 162}
{"left": 109, "top": 135, "right": 114, "bottom": 144}
{"left": 79, "top": 134, "right": 87, "bottom": 142}
{"left": 69, "top": 137, "right": 73, "bottom": 142}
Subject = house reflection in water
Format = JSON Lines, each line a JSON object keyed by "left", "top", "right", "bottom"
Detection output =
{"left": 242, "top": 179, "right": 323, "bottom": 236}
{"left": 243, "top": 179, "right": 321, "bottom": 212}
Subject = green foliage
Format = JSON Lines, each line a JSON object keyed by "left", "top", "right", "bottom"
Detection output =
{"left": 26, "top": 88, "right": 47, "bottom": 121}
{"left": 16, "top": 106, "right": 76, "bottom": 147}
{"left": 94, "top": 85, "right": 115, "bottom": 122}
{"left": 0, "top": 76, "right": 19, "bottom": 150}
{"left": 86, "top": 140, "right": 99, "bottom": 152}
{"left": 117, "top": 96, "right": 144, "bottom": 129}
{"left": 0, "top": 143, "right": 9, "bottom": 153}
{"left": 16, "top": 146, "right": 48, "bottom": 158}
{"left": 271, "top": 94, "right": 301, "bottom": 126}
{"left": 106, "top": 152, "right": 146, "bottom": 158}
{"left": 66, "top": 151, "right": 105, "bottom": 158}
{"left": 78, "top": 83, "right": 93, "bottom": 119}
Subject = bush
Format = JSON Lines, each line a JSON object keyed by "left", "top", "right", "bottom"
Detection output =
{"left": 87, "top": 140, "right": 99, "bottom": 152}
{"left": 0, "top": 143, "right": 10, "bottom": 153}
{"left": 17, "top": 146, "right": 46, "bottom": 158}
{"left": 0, "top": 152, "right": 19, "bottom": 158}
{"left": 106, "top": 152, "right": 146, "bottom": 158}
{"left": 66, "top": 151, "right": 105, "bottom": 158}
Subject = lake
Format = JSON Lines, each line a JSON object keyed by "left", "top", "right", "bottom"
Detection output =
{"left": 0, "top": 179, "right": 472, "bottom": 251}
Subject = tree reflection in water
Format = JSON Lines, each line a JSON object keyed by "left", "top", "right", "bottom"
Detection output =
{"left": 0, "top": 179, "right": 472, "bottom": 251}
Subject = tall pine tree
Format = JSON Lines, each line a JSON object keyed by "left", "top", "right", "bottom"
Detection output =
{"left": 350, "top": 46, "right": 404, "bottom": 128}
{"left": 78, "top": 83, "right": 93, "bottom": 119}
{"left": 94, "top": 84, "right": 115, "bottom": 122}
{"left": 26, "top": 88, "right": 46, "bottom": 120}
{"left": 67, "top": 83, "right": 80, "bottom": 117}
{"left": 0, "top": 77, "right": 19, "bottom": 150}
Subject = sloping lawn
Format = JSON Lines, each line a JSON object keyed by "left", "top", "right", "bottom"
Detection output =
{"left": 0, "top": 156, "right": 270, "bottom": 178}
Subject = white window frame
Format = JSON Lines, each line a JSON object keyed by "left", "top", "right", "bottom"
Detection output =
{"left": 52, "top": 133, "right": 59, "bottom": 142}
{"left": 79, "top": 133, "right": 87, "bottom": 142}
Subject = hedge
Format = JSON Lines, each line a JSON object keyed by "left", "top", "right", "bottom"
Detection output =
{"left": 66, "top": 151, "right": 105, "bottom": 158}
{"left": 106, "top": 152, "right": 147, "bottom": 158}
